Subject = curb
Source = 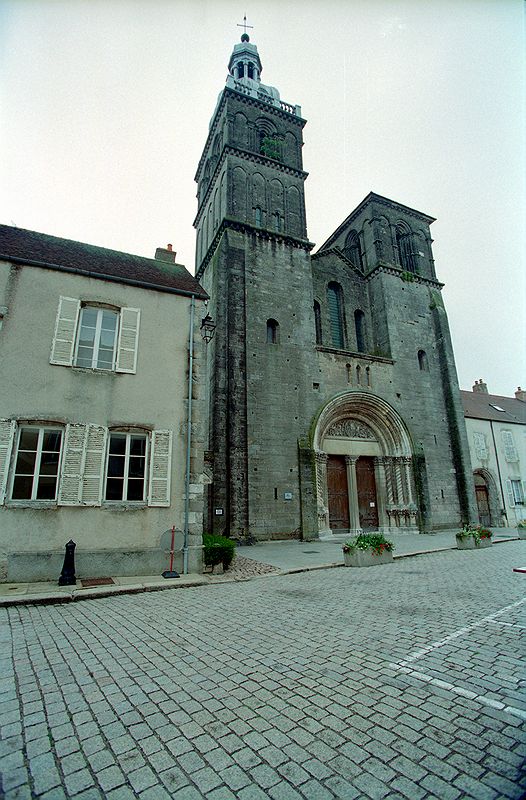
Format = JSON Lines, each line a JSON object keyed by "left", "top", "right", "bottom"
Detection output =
{"left": 0, "top": 537, "right": 520, "bottom": 608}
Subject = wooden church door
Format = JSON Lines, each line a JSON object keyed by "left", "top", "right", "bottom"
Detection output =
{"left": 356, "top": 456, "right": 379, "bottom": 529}
{"left": 327, "top": 455, "right": 350, "bottom": 530}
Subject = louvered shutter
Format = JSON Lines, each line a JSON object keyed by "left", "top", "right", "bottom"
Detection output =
{"left": 81, "top": 425, "right": 108, "bottom": 505}
{"left": 505, "top": 479, "right": 515, "bottom": 508}
{"left": 473, "top": 432, "right": 488, "bottom": 461}
{"left": 50, "top": 297, "right": 80, "bottom": 366}
{"left": 148, "top": 430, "right": 172, "bottom": 507}
{"left": 501, "top": 430, "right": 518, "bottom": 462}
{"left": 327, "top": 286, "right": 344, "bottom": 348}
{"left": 116, "top": 308, "right": 140, "bottom": 373}
{"left": 58, "top": 424, "right": 87, "bottom": 505}
{"left": 0, "top": 419, "right": 16, "bottom": 504}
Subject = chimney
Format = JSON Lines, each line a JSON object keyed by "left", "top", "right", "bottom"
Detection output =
{"left": 515, "top": 386, "right": 526, "bottom": 402}
{"left": 472, "top": 378, "right": 488, "bottom": 394}
{"left": 155, "top": 243, "right": 176, "bottom": 263}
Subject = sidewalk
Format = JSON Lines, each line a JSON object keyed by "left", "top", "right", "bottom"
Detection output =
{"left": 0, "top": 528, "right": 520, "bottom": 607}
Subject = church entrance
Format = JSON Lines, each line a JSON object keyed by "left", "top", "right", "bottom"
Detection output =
{"left": 356, "top": 456, "right": 379, "bottom": 529}
{"left": 327, "top": 455, "right": 350, "bottom": 530}
{"left": 474, "top": 475, "right": 491, "bottom": 527}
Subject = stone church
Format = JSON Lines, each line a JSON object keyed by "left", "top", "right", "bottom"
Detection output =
{"left": 195, "top": 33, "right": 477, "bottom": 541}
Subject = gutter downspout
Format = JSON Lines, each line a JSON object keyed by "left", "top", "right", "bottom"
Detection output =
{"left": 183, "top": 295, "right": 196, "bottom": 574}
{"left": 489, "top": 419, "right": 508, "bottom": 525}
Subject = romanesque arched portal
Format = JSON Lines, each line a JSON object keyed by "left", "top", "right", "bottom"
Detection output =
{"left": 311, "top": 392, "right": 418, "bottom": 537}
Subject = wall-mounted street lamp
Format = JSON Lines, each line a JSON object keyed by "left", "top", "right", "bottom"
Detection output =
{"left": 200, "top": 314, "right": 217, "bottom": 343}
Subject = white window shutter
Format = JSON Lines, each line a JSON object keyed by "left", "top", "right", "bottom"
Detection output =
{"left": 116, "top": 308, "right": 140, "bottom": 374}
{"left": 50, "top": 297, "right": 80, "bottom": 366}
{"left": 148, "top": 430, "right": 172, "bottom": 507}
{"left": 505, "top": 479, "right": 514, "bottom": 508}
{"left": 58, "top": 424, "right": 87, "bottom": 505}
{"left": 501, "top": 430, "right": 518, "bottom": 462}
{"left": 0, "top": 419, "right": 16, "bottom": 504}
{"left": 81, "top": 425, "right": 108, "bottom": 505}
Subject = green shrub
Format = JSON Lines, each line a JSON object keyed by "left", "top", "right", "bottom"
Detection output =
{"left": 203, "top": 533, "right": 235, "bottom": 569}
{"left": 343, "top": 533, "right": 394, "bottom": 556}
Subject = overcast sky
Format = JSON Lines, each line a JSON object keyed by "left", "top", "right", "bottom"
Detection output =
{"left": 1, "top": 0, "right": 524, "bottom": 397}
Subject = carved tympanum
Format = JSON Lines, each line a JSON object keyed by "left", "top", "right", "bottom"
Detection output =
{"left": 325, "top": 420, "right": 375, "bottom": 440}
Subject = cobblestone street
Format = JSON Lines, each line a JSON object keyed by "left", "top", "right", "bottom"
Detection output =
{"left": 1, "top": 543, "right": 525, "bottom": 799}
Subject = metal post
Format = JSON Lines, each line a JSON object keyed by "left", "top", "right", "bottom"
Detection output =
{"left": 58, "top": 540, "right": 76, "bottom": 586}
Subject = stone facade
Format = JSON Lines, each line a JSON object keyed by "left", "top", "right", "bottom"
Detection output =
{"left": 196, "top": 34, "right": 478, "bottom": 541}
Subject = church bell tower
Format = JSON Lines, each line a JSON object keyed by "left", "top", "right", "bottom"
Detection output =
{"left": 194, "top": 31, "right": 316, "bottom": 540}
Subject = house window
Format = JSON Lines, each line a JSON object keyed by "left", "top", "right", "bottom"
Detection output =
{"left": 266, "top": 319, "right": 279, "bottom": 344}
{"left": 75, "top": 307, "right": 118, "bottom": 370}
{"left": 314, "top": 301, "right": 322, "bottom": 345}
{"left": 327, "top": 282, "right": 344, "bottom": 349}
{"left": 105, "top": 432, "right": 148, "bottom": 502}
{"left": 511, "top": 480, "right": 524, "bottom": 505}
{"left": 50, "top": 297, "right": 140, "bottom": 374}
{"left": 11, "top": 426, "right": 63, "bottom": 501}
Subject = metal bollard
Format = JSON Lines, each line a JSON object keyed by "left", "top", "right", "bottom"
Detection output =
{"left": 58, "top": 539, "right": 77, "bottom": 586}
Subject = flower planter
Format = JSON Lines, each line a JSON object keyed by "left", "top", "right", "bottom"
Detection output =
{"left": 456, "top": 535, "right": 492, "bottom": 550}
{"left": 517, "top": 528, "right": 526, "bottom": 540}
{"left": 343, "top": 548, "right": 394, "bottom": 567}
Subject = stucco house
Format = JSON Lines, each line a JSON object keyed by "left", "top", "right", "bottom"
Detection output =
{"left": 0, "top": 225, "right": 208, "bottom": 582}
{"left": 461, "top": 380, "right": 526, "bottom": 528}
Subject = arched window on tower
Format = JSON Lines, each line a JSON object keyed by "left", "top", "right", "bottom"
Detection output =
{"left": 418, "top": 350, "right": 429, "bottom": 371}
{"left": 344, "top": 230, "right": 364, "bottom": 271}
{"left": 314, "top": 301, "right": 322, "bottom": 345}
{"left": 266, "top": 319, "right": 279, "bottom": 344}
{"left": 254, "top": 207, "right": 262, "bottom": 227}
{"left": 354, "top": 309, "right": 366, "bottom": 353}
{"left": 327, "top": 282, "right": 345, "bottom": 349}
{"left": 247, "top": 62, "right": 254, "bottom": 79}
{"left": 396, "top": 222, "right": 416, "bottom": 273}
{"left": 237, "top": 62, "right": 245, "bottom": 79}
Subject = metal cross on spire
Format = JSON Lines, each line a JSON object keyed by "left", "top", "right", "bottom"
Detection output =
{"left": 237, "top": 15, "right": 254, "bottom": 37}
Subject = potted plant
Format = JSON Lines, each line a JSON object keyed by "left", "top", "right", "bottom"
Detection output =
{"left": 517, "top": 520, "right": 526, "bottom": 540}
{"left": 456, "top": 524, "right": 492, "bottom": 550}
{"left": 342, "top": 533, "right": 394, "bottom": 567}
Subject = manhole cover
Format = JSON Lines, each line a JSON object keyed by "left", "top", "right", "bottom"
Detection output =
{"left": 80, "top": 577, "right": 115, "bottom": 587}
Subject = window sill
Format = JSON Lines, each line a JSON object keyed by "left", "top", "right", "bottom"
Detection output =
{"left": 5, "top": 501, "right": 58, "bottom": 510}
{"left": 102, "top": 503, "right": 148, "bottom": 511}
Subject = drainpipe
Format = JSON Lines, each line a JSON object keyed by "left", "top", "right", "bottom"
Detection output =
{"left": 183, "top": 295, "right": 196, "bottom": 574}
{"left": 489, "top": 419, "right": 508, "bottom": 525}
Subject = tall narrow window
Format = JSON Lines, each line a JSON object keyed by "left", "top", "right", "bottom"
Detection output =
{"left": 356, "top": 364, "right": 361, "bottom": 384}
{"left": 254, "top": 207, "right": 262, "bottom": 226}
{"left": 396, "top": 223, "right": 416, "bottom": 273}
{"left": 354, "top": 309, "right": 366, "bottom": 353}
{"left": 345, "top": 231, "right": 364, "bottom": 271}
{"left": 314, "top": 301, "right": 322, "bottom": 345}
{"left": 266, "top": 319, "right": 279, "bottom": 344}
{"left": 327, "top": 282, "right": 344, "bottom": 349}
{"left": 247, "top": 62, "right": 254, "bottom": 79}
{"left": 238, "top": 62, "right": 245, "bottom": 78}
{"left": 105, "top": 432, "right": 148, "bottom": 502}
{"left": 418, "top": 349, "right": 428, "bottom": 371}
{"left": 366, "top": 366, "right": 371, "bottom": 386}
{"left": 11, "top": 426, "right": 63, "bottom": 501}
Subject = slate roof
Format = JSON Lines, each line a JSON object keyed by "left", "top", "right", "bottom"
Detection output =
{"left": 460, "top": 390, "right": 526, "bottom": 425}
{"left": 0, "top": 224, "right": 207, "bottom": 299}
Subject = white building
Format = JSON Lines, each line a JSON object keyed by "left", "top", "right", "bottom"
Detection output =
{"left": 0, "top": 224, "right": 208, "bottom": 582}
{"left": 461, "top": 381, "right": 526, "bottom": 528}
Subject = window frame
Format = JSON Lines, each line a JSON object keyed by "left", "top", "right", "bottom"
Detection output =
{"left": 104, "top": 430, "right": 149, "bottom": 504}
{"left": 511, "top": 479, "right": 524, "bottom": 506}
{"left": 9, "top": 424, "right": 64, "bottom": 503}
{"left": 74, "top": 305, "right": 120, "bottom": 371}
